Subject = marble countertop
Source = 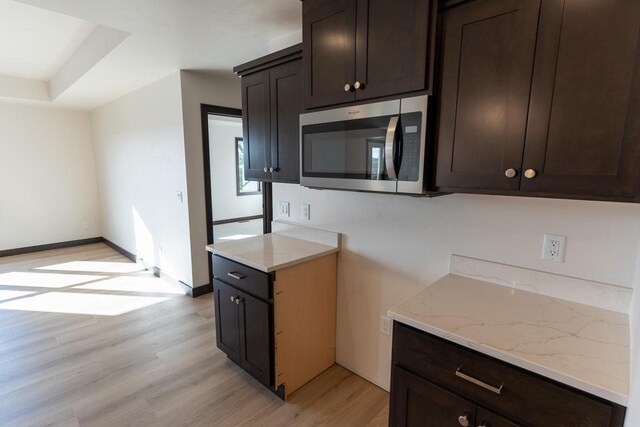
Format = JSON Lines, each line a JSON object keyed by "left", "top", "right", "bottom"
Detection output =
{"left": 205, "top": 233, "right": 339, "bottom": 273}
{"left": 388, "top": 274, "right": 630, "bottom": 406}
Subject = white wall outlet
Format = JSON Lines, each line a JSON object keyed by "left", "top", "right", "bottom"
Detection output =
{"left": 380, "top": 316, "right": 391, "bottom": 336}
{"left": 82, "top": 222, "right": 88, "bottom": 230}
{"left": 542, "top": 234, "right": 566, "bottom": 262}
{"left": 302, "top": 203, "right": 311, "bottom": 221}
{"left": 279, "top": 201, "right": 290, "bottom": 217}
{"left": 177, "top": 191, "right": 183, "bottom": 203}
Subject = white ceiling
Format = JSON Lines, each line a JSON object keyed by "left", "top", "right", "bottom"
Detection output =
{"left": 0, "top": 1, "right": 96, "bottom": 80}
{"left": 0, "top": 0, "right": 302, "bottom": 110}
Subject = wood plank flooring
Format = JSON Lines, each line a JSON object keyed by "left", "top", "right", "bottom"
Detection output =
{"left": 0, "top": 243, "right": 389, "bottom": 426}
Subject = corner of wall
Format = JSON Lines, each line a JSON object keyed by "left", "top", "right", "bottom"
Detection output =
{"left": 178, "top": 70, "right": 242, "bottom": 288}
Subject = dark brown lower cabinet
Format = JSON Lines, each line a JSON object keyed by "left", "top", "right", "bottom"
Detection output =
{"left": 213, "top": 279, "right": 242, "bottom": 363}
{"left": 213, "top": 279, "right": 272, "bottom": 387}
{"left": 211, "top": 254, "right": 338, "bottom": 400}
{"left": 391, "top": 366, "right": 477, "bottom": 427}
{"left": 476, "top": 407, "right": 519, "bottom": 427}
{"left": 389, "top": 322, "right": 626, "bottom": 427}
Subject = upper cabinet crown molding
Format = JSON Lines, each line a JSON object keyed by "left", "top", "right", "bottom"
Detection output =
{"left": 302, "top": 0, "right": 437, "bottom": 109}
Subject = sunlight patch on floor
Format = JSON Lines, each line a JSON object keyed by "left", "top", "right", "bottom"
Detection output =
{"left": 0, "top": 289, "right": 36, "bottom": 302}
{"left": 0, "top": 272, "right": 106, "bottom": 288}
{"left": 36, "top": 260, "right": 145, "bottom": 274}
{"left": 74, "top": 275, "right": 185, "bottom": 295}
{"left": 0, "top": 292, "right": 170, "bottom": 316}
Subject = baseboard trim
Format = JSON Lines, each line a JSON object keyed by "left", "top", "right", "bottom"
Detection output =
{"left": 190, "top": 283, "right": 213, "bottom": 297}
{"left": 177, "top": 280, "right": 213, "bottom": 298}
{"left": 212, "top": 215, "right": 263, "bottom": 226}
{"left": 0, "top": 236, "right": 213, "bottom": 298}
{"left": 0, "top": 237, "right": 103, "bottom": 258}
{"left": 101, "top": 237, "right": 137, "bottom": 262}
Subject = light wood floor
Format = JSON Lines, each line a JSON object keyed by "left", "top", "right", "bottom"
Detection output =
{"left": 0, "top": 243, "right": 389, "bottom": 427}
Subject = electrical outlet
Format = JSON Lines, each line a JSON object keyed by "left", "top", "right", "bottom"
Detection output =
{"left": 279, "top": 201, "right": 290, "bottom": 217}
{"left": 380, "top": 316, "right": 391, "bottom": 336}
{"left": 302, "top": 203, "right": 311, "bottom": 221}
{"left": 542, "top": 234, "right": 566, "bottom": 262}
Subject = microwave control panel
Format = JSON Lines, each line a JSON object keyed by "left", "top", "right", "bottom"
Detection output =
{"left": 398, "top": 112, "right": 422, "bottom": 181}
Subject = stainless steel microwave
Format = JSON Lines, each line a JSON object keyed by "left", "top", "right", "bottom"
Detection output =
{"left": 299, "top": 95, "right": 428, "bottom": 194}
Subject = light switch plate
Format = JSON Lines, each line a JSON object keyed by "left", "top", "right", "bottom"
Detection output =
{"left": 380, "top": 316, "right": 391, "bottom": 336}
{"left": 279, "top": 201, "right": 290, "bottom": 217}
{"left": 302, "top": 203, "right": 310, "bottom": 221}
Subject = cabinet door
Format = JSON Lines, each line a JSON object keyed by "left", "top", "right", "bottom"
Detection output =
{"left": 390, "top": 366, "right": 476, "bottom": 427}
{"left": 213, "top": 279, "right": 240, "bottom": 363}
{"left": 476, "top": 408, "right": 520, "bottom": 427}
{"left": 270, "top": 59, "right": 302, "bottom": 183}
{"left": 241, "top": 70, "right": 271, "bottom": 181}
{"left": 303, "top": 0, "right": 356, "bottom": 109}
{"left": 354, "top": 0, "right": 436, "bottom": 101}
{"left": 238, "top": 290, "right": 272, "bottom": 387}
{"left": 434, "top": 0, "right": 540, "bottom": 191}
{"left": 521, "top": 0, "right": 640, "bottom": 198}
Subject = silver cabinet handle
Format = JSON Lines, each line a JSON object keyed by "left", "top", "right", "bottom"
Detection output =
{"left": 269, "top": 167, "right": 274, "bottom": 173}
{"left": 230, "top": 296, "right": 235, "bottom": 303}
{"left": 458, "top": 414, "right": 470, "bottom": 427}
{"left": 263, "top": 167, "right": 268, "bottom": 173}
{"left": 524, "top": 168, "right": 537, "bottom": 179}
{"left": 234, "top": 297, "right": 244, "bottom": 305}
{"left": 455, "top": 367, "right": 503, "bottom": 395}
{"left": 385, "top": 116, "right": 400, "bottom": 180}
{"left": 505, "top": 168, "right": 517, "bottom": 178}
{"left": 344, "top": 83, "right": 352, "bottom": 92}
{"left": 227, "top": 272, "right": 246, "bottom": 280}
{"left": 354, "top": 81, "right": 365, "bottom": 90}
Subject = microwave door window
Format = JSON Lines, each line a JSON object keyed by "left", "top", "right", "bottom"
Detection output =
{"left": 302, "top": 116, "right": 390, "bottom": 180}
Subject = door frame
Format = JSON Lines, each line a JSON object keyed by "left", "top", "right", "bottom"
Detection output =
{"left": 201, "top": 104, "right": 273, "bottom": 282}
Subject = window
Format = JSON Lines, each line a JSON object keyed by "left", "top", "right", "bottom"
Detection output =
{"left": 236, "top": 137, "right": 261, "bottom": 195}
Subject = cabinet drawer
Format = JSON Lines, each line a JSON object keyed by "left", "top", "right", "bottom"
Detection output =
{"left": 392, "top": 322, "right": 615, "bottom": 427}
{"left": 213, "top": 255, "right": 272, "bottom": 301}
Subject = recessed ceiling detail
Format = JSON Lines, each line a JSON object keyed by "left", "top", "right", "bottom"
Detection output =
{"left": 0, "top": 0, "right": 129, "bottom": 106}
{"left": 0, "top": 0, "right": 301, "bottom": 110}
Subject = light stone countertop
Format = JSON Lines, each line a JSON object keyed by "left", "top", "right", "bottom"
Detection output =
{"left": 205, "top": 233, "right": 339, "bottom": 273}
{"left": 388, "top": 274, "right": 630, "bottom": 406}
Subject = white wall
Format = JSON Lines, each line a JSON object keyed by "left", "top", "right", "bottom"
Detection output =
{"left": 0, "top": 101, "right": 100, "bottom": 250}
{"left": 90, "top": 72, "right": 192, "bottom": 284}
{"left": 273, "top": 184, "right": 640, "bottom": 390}
{"left": 625, "top": 253, "right": 640, "bottom": 426}
{"left": 208, "top": 116, "right": 262, "bottom": 222}
{"left": 179, "top": 70, "right": 241, "bottom": 288}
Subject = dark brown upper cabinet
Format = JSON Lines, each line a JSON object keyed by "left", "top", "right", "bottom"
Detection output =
{"left": 520, "top": 0, "right": 640, "bottom": 199}
{"left": 302, "top": 0, "right": 437, "bottom": 109}
{"left": 434, "top": 0, "right": 541, "bottom": 192}
{"left": 435, "top": 0, "right": 640, "bottom": 202}
{"left": 241, "top": 70, "right": 271, "bottom": 181}
{"left": 234, "top": 45, "right": 303, "bottom": 183}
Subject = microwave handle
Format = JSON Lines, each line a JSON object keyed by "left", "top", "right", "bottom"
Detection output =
{"left": 385, "top": 116, "right": 399, "bottom": 180}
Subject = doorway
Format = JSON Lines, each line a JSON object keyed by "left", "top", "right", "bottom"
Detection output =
{"left": 201, "top": 105, "right": 272, "bottom": 262}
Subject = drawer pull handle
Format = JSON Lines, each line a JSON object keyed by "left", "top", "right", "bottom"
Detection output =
{"left": 455, "top": 367, "right": 503, "bottom": 395}
{"left": 227, "top": 272, "right": 246, "bottom": 280}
